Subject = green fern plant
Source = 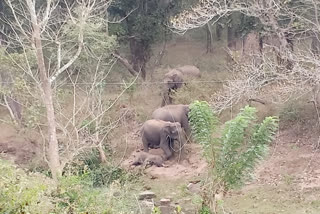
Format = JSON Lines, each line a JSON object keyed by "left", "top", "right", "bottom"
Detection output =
{"left": 215, "top": 106, "right": 278, "bottom": 190}
{"left": 189, "top": 101, "right": 218, "bottom": 159}
{"left": 189, "top": 102, "right": 278, "bottom": 211}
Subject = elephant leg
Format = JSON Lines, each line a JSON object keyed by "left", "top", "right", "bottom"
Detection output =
{"left": 142, "top": 135, "right": 149, "bottom": 152}
{"left": 160, "top": 137, "right": 172, "bottom": 160}
{"left": 181, "top": 118, "right": 191, "bottom": 141}
{"left": 161, "top": 91, "right": 170, "bottom": 106}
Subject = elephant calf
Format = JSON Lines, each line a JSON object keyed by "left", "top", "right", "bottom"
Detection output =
{"left": 132, "top": 152, "right": 164, "bottom": 167}
{"left": 152, "top": 104, "right": 191, "bottom": 140}
{"left": 141, "top": 119, "right": 185, "bottom": 160}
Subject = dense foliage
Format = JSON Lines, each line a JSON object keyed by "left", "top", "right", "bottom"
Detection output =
{"left": 0, "top": 159, "right": 140, "bottom": 213}
{"left": 189, "top": 103, "right": 278, "bottom": 197}
{"left": 189, "top": 100, "right": 218, "bottom": 159}
{"left": 215, "top": 106, "right": 278, "bottom": 190}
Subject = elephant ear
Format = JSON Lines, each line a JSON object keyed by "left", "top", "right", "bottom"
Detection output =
{"left": 169, "top": 122, "right": 181, "bottom": 133}
{"left": 163, "top": 122, "right": 179, "bottom": 135}
{"left": 163, "top": 123, "right": 172, "bottom": 136}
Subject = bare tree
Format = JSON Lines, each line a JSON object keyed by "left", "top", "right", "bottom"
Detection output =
{"left": 3, "top": 0, "right": 115, "bottom": 180}
{"left": 170, "top": 0, "right": 320, "bottom": 111}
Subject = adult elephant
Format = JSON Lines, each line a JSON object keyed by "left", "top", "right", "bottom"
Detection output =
{"left": 152, "top": 104, "right": 191, "bottom": 140}
{"left": 161, "top": 69, "right": 184, "bottom": 106}
{"left": 141, "top": 119, "right": 185, "bottom": 160}
{"left": 176, "top": 65, "right": 201, "bottom": 78}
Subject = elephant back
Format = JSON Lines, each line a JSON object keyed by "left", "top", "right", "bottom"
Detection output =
{"left": 176, "top": 65, "right": 201, "bottom": 78}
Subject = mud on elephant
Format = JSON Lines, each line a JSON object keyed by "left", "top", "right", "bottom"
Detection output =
{"left": 152, "top": 104, "right": 191, "bottom": 141}
{"left": 141, "top": 119, "right": 185, "bottom": 160}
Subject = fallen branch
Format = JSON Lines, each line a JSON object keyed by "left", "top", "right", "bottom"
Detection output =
{"left": 112, "top": 52, "right": 138, "bottom": 76}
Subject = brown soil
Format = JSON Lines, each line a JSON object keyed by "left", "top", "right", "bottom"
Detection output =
{"left": 222, "top": 120, "right": 320, "bottom": 213}
{"left": 0, "top": 123, "right": 42, "bottom": 167}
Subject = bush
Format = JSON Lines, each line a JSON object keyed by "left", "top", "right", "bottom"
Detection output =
{"left": 0, "top": 159, "right": 140, "bottom": 213}
{"left": 215, "top": 106, "right": 278, "bottom": 189}
{"left": 0, "top": 160, "right": 55, "bottom": 213}
{"left": 64, "top": 148, "right": 138, "bottom": 187}
{"left": 189, "top": 100, "right": 219, "bottom": 160}
{"left": 189, "top": 103, "right": 278, "bottom": 211}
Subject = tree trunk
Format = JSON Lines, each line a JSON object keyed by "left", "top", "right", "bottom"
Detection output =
{"left": 129, "top": 38, "right": 148, "bottom": 80}
{"left": 216, "top": 22, "right": 222, "bottom": 41}
{"left": 112, "top": 52, "right": 138, "bottom": 76}
{"left": 227, "top": 20, "right": 237, "bottom": 50}
{"left": 206, "top": 22, "right": 213, "bottom": 53}
{"left": 27, "top": 0, "right": 61, "bottom": 180}
{"left": 4, "top": 96, "right": 21, "bottom": 125}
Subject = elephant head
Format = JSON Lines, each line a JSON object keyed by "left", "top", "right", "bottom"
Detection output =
{"left": 164, "top": 69, "right": 184, "bottom": 91}
{"left": 161, "top": 69, "right": 184, "bottom": 106}
{"left": 162, "top": 121, "right": 185, "bottom": 158}
{"left": 163, "top": 121, "right": 183, "bottom": 141}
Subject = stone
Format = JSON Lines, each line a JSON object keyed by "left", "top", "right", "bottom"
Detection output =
{"left": 187, "top": 182, "right": 201, "bottom": 194}
{"left": 160, "top": 198, "right": 171, "bottom": 206}
{"left": 138, "top": 191, "right": 156, "bottom": 200}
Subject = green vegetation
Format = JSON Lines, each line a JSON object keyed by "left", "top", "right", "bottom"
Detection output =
{"left": 215, "top": 106, "right": 278, "bottom": 190}
{"left": 189, "top": 103, "right": 278, "bottom": 211}
{"left": 189, "top": 100, "right": 219, "bottom": 160}
{"left": 0, "top": 159, "right": 140, "bottom": 213}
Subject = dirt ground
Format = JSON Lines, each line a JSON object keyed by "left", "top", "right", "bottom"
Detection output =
{"left": 115, "top": 103, "right": 320, "bottom": 213}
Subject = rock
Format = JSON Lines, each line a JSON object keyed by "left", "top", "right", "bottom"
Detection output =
{"left": 138, "top": 191, "right": 156, "bottom": 200}
{"left": 187, "top": 182, "right": 201, "bottom": 194}
{"left": 160, "top": 198, "right": 171, "bottom": 206}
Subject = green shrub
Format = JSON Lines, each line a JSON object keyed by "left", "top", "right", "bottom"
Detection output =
{"left": 189, "top": 103, "right": 278, "bottom": 211}
{"left": 215, "top": 106, "right": 278, "bottom": 189}
{"left": 64, "top": 148, "right": 138, "bottom": 187}
{"left": 189, "top": 100, "right": 218, "bottom": 159}
{"left": 279, "top": 102, "right": 301, "bottom": 122}
{"left": 0, "top": 159, "right": 140, "bottom": 213}
{"left": 0, "top": 160, "right": 55, "bottom": 213}
{"left": 199, "top": 205, "right": 212, "bottom": 214}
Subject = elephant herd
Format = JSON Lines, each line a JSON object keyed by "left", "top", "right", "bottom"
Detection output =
{"left": 132, "top": 65, "right": 201, "bottom": 167}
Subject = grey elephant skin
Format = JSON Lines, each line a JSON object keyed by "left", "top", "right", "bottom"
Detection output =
{"left": 141, "top": 119, "right": 184, "bottom": 160}
{"left": 152, "top": 104, "right": 191, "bottom": 139}
{"left": 161, "top": 69, "right": 184, "bottom": 106}
{"left": 176, "top": 65, "right": 201, "bottom": 78}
